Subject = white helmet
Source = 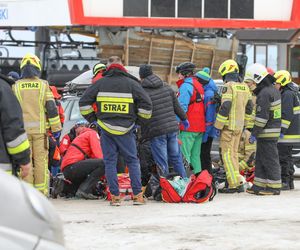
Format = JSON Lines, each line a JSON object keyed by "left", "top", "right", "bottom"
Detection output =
{"left": 244, "top": 63, "right": 269, "bottom": 84}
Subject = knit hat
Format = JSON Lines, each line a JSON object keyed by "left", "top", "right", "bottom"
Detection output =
{"left": 139, "top": 64, "right": 153, "bottom": 79}
{"left": 195, "top": 67, "right": 211, "bottom": 82}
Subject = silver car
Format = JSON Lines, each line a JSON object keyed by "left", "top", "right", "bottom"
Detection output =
{"left": 0, "top": 170, "right": 64, "bottom": 250}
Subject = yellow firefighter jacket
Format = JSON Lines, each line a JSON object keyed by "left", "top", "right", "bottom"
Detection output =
{"left": 215, "top": 81, "right": 253, "bottom": 131}
{"left": 13, "top": 77, "right": 61, "bottom": 134}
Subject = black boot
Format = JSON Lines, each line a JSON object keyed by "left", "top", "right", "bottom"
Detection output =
{"left": 258, "top": 187, "right": 281, "bottom": 195}
{"left": 289, "top": 178, "right": 295, "bottom": 190}
{"left": 246, "top": 184, "right": 263, "bottom": 195}
{"left": 281, "top": 182, "right": 290, "bottom": 191}
{"left": 76, "top": 175, "right": 100, "bottom": 200}
{"left": 218, "top": 184, "right": 245, "bottom": 194}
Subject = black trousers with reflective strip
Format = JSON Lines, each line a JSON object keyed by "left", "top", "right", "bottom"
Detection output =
{"left": 277, "top": 144, "right": 294, "bottom": 183}
{"left": 255, "top": 139, "right": 281, "bottom": 189}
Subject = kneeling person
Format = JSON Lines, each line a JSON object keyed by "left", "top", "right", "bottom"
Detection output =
{"left": 61, "top": 125, "right": 104, "bottom": 199}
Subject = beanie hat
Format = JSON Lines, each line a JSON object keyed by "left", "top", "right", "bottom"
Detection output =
{"left": 139, "top": 64, "right": 153, "bottom": 79}
{"left": 195, "top": 67, "right": 211, "bottom": 82}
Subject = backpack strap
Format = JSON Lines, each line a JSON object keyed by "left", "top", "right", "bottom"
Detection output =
{"left": 185, "top": 82, "right": 203, "bottom": 105}
{"left": 70, "top": 143, "right": 89, "bottom": 159}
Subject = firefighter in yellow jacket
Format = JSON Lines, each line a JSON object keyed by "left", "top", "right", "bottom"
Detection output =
{"left": 13, "top": 53, "right": 62, "bottom": 195}
{"left": 238, "top": 76, "right": 258, "bottom": 172}
{"left": 214, "top": 59, "right": 253, "bottom": 193}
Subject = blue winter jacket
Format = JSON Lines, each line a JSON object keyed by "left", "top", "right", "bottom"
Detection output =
{"left": 202, "top": 79, "right": 218, "bottom": 143}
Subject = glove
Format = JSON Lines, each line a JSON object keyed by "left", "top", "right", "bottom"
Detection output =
{"left": 215, "top": 128, "right": 221, "bottom": 137}
{"left": 52, "top": 131, "right": 61, "bottom": 140}
{"left": 280, "top": 133, "right": 284, "bottom": 139}
{"left": 181, "top": 120, "right": 190, "bottom": 130}
{"left": 249, "top": 135, "right": 256, "bottom": 144}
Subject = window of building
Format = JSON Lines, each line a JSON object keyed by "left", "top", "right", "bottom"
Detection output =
{"left": 178, "top": 0, "right": 202, "bottom": 18}
{"left": 204, "top": 0, "right": 228, "bottom": 18}
{"left": 289, "top": 45, "right": 300, "bottom": 84}
{"left": 230, "top": 0, "right": 254, "bottom": 19}
{"left": 124, "top": 0, "right": 148, "bottom": 17}
{"left": 151, "top": 0, "right": 175, "bottom": 17}
{"left": 246, "top": 44, "right": 278, "bottom": 72}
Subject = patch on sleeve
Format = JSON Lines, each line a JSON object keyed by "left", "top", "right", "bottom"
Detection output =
{"left": 256, "top": 106, "right": 262, "bottom": 112}
{"left": 222, "top": 87, "right": 228, "bottom": 94}
{"left": 62, "top": 139, "right": 68, "bottom": 145}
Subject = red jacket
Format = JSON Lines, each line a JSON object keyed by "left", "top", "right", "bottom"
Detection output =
{"left": 61, "top": 128, "right": 103, "bottom": 171}
{"left": 177, "top": 77, "right": 205, "bottom": 133}
{"left": 59, "top": 134, "right": 72, "bottom": 156}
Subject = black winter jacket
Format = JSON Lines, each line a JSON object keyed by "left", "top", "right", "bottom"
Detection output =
{"left": 140, "top": 74, "right": 187, "bottom": 140}
{"left": 0, "top": 75, "right": 30, "bottom": 172}
{"left": 252, "top": 78, "right": 281, "bottom": 140}
{"left": 278, "top": 83, "right": 300, "bottom": 145}
{"left": 79, "top": 66, "right": 152, "bottom": 135}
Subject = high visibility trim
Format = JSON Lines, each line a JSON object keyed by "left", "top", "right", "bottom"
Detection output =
{"left": 269, "top": 104, "right": 281, "bottom": 111}
{"left": 279, "top": 134, "right": 300, "bottom": 143}
{"left": 245, "top": 114, "right": 252, "bottom": 120}
{"left": 138, "top": 108, "right": 152, "bottom": 119}
{"left": 266, "top": 183, "right": 282, "bottom": 188}
{"left": 48, "top": 116, "right": 61, "bottom": 125}
{"left": 245, "top": 145, "right": 256, "bottom": 150}
{"left": 216, "top": 114, "right": 228, "bottom": 123}
{"left": 293, "top": 106, "right": 300, "bottom": 114}
{"left": 97, "top": 92, "right": 133, "bottom": 98}
{"left": 254, "top": 121, "right": 266, "bottom": 127}
{"left": 97, "top": 119, "right": 134, "bottom": 135}
{"left": 255, "top": 117, "right": 268, "bottom": 123}
{"left": 0, "top": 163, "right": 12, "bottom": 171}
{"left": 14, "top": 84, "right": 23, "bottom": 104}
{"left": 97, "top": 96, "right": 134, "bottom": 103}
{"left": 262, "top": 128, "right": 281, "bottom": 133}
{"left": 7, "top": 139, "right": 30, "bottom": 155}
{"left": 258, "top": 133, "right": 280, "bottom": 138}
{"left": 6, "top": 133, "right": 28, "bottom": 148}
{"left": 224, "top": 149, "right": 238, "bottom": 187}
{"left": 80, "top": 105, "right": 93, "bottom": 110}
{"left": 270, "top": 100, "right": 281, "bottom": 106}
{"left": 253, "top": 180, "right": 267, "bottom": 188}
{"left": 39, "top": 82, "right": 46, "bottom": 133}
{"left": 239, "top": 160, "right": 248, "bottom": 171}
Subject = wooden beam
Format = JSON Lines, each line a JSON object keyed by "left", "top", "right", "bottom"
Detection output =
{"left": 124, "top": 29, "right": 129, "bottom": 66}
{"left": 191, "top": 43, "right": 196, "bottom": 63}
{"left": 168, "top": 37, "right": 177, "bottom": 84}
{"left": 148, "top": 35, "right": 153, "bottom": 64}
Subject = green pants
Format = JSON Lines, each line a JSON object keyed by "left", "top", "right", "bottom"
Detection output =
{"left": 179, "top": 131, "right": 203, "bottom": 174}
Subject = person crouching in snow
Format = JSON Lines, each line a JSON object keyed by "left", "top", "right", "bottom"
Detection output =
{"left": 60, "top": 124, "right": 104, "bottom": 199}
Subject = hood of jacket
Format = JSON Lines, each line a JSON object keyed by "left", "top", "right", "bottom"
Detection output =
{"left": 203, "top": 78, "right": 218, "bottom": 93}
{"left": 141, "top": 74, "right": 164, "bottom": 89}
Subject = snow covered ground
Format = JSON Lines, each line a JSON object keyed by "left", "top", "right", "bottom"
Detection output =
{"left": 52, "top": 182, "right": 300, "bottom": 250}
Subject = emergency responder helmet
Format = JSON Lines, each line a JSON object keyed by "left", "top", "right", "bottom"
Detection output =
{"left": 218, "top": 59, "right": 239, "bottom": 77}
{"left": 244, "top": 63, "right": 268, "bottom": 84}
{"left": 93, "top": 63, "right": 106, "bottom": 76}
{"left": 75, "top": 119, "right": 89, "bottom": 128}
{"left": 175, "top": 62, "right": 196, "bottom": 75}
{"left": 20, "top": 53, "right": 41, "bottom": 71}
{"left": 274, "top": 70, "right": 292, "bottom": 87}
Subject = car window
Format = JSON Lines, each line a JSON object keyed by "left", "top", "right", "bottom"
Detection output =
{"left": 70, "top": 99, "right": 83, "bottom": 121}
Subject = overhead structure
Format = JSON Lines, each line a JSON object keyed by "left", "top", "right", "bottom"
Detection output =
{"left": 68, "top": 0, "right": 300, "bottom": 29}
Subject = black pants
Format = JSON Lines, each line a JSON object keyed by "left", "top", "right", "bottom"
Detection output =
{"left": 254, "top": 139, "right": 281, "bottom": 189}
{"left": 63, "top": 159, "right": 105, "bottom": 196}
{"left": 278, "top": 144, "right": 294, "bottom": 183}
{"left": 201, "top": 137, "right": 213, "bottom": 174}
